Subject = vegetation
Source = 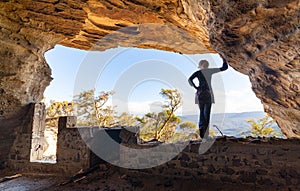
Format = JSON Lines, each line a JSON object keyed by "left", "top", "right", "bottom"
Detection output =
{"left": 137, "top": 89, "right": 182, "bottom": 142}
{"left": 94, "top": 91, "right": 116, "bottom": 127}
{"left": 73, "top": 89, "right": 137, "bottom": 127}
{"left": 138, "top": 110, "right": 181, "bottom": 142}
{"left": 116, "top": 112, "right": 137, "bottom": 127}
{"left": 246, "top": 115, "right": 280, "bottom": 137}
{"left": 73, "top": 89, "right": 97, "bottom": 126}
{"left": 179, "top": 121, "right": 197, "bottom": 129}
{"left": 46, "top": 93, "right": 285, "bottom": 141}
{"left": 45, "top": 88, "right": 204, "bottom": 143}
{"left": 46, "top": 101, "right": 74, "bottom": 118}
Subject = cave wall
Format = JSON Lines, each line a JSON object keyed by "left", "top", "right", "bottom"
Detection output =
{"left": 0, "top": 0, "right": 78, "bottom": 167}
{"left": 0, "top": 0, "right": 299, "bottom": 168}
{"left": 208, "top": 0, "right": 300, "bottom": 138}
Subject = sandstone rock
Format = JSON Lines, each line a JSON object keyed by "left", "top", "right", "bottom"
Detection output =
{"left": 208, "top": 0, "right": 300, "bottom": 138}
{"left": 0, "top": 0, "right": 299, "bottom": 167}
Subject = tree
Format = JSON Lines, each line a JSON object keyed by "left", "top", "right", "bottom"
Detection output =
{"left": 157, "top": 111, "right": 181, "bottom": 141}
{"left": 117, "top": 112, "right": 137, "bottom": 126}
{"left": 138, "top": 110, "right": 181, "bottom": 142}
{"left": 46, "top": 101, "right": 74, "bottom": 118}
{"left": 246, "top": 115, "right": 280, "bottom": 137}
{"left": 179, "top": 121, "right": 197, "bottom": 129}
{"left": 156, "top": 88, "right": 182, "bottom": 139}
{"left": 74, "top": 89, "right": 98, "bottom": 126}
{"left": 94, "top": 91, "right": 116, "bottom": 127}
{"left": 75, "top": 90, "right": 134, "bottom": 127}
{"left": 168, "top": 132, "right": 188, "bottom": 143}
{"left": 138, "top": 88, "right": 182, "bottom": 142}
{"left": 74, "top": 90, "right": 118, "bottom": 127}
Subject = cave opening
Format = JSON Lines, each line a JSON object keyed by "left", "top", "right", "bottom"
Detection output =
{"left": 39, "top": 45, "right": 285, "bottom": 142}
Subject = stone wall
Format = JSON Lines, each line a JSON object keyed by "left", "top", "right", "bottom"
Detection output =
{"left": 120, "top": 138, "right": 300, "bottom": 189}
{"left": 3, "top": 104, "right": 299, "bottom": 189}
{"left": 56, "top": 117, "right": 90, "bottom": 173}
{"left": 3, "top": 102, "right": 134, "bottom": 175}
{"left": 5, "top": 108, "right": 131, "bottom": 175}
{"left": 7, "top": 114, "right": 91, "bottom": 175}
{"left": 0, "top": 103, "right": 35, "bottom": 171}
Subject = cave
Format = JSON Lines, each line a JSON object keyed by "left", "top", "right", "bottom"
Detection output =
{"left": 0, "top": 0, "right": 299, "bottom": 189}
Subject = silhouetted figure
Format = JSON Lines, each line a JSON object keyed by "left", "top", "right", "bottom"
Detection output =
{"left": 188, "top": 56, "right": 228, "bottom": 139}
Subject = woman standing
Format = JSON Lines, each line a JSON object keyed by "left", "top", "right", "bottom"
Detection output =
{"left": 188, "top": 56, "right": 228, "bottom": 139}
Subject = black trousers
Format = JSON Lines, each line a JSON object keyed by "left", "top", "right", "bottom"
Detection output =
{"left": 198, "top": 103, "right": 212, "bottom": 138}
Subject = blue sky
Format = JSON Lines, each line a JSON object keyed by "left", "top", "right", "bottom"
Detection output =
{"left": 44, "top": 45, "right": 264, "bottom": 115}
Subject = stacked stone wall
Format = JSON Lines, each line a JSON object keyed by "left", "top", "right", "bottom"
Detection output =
{"left": 121, "top": 138, "right": 300, "bottom": 189}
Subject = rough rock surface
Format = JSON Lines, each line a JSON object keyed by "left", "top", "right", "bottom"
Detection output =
{"left": 0, "top": 0, "right": 299, "bottom": 164}
{"left": 209, "top": 0, "right": 300, "bottom": 138}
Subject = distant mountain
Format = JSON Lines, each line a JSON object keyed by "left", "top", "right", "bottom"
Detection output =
{"left": 180, "top": 111, "right": 283, "bottom": 137}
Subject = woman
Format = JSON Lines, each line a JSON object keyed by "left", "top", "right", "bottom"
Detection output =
{"left": 188, "top": 55, "right": 228, "bottom": 139}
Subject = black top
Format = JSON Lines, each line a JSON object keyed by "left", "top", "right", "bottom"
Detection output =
{"left": 188, "top": 60, "right": 228, "bottom": 104}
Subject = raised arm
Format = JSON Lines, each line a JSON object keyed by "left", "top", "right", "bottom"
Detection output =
{"left": 219, "top": 55, "right": 228, "bottom": 71}
{"left": 208, "top": 55, "right": 229, "bottom": 74}
{"left": 188, "top": 72, "right": 198, "bottom": 89}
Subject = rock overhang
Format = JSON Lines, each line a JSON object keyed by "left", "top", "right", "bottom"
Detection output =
{"left": 0, "top": 0, "right": 299, "bottom": 139}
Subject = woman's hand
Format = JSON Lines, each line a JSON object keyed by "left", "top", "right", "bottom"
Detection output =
{"left": 220, "top": 54, "right": 226, "bottom": 61}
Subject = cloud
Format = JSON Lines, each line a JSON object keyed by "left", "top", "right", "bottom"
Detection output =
{"left": 224, "top": 88, "right": 264, "bottom": 113}
{"left": 127, "top": 101, "right": 152, "bottom": 114}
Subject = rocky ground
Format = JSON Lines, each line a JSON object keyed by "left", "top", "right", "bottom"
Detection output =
{"left": 0, "top": 165, "right": 294, "bottom": 191}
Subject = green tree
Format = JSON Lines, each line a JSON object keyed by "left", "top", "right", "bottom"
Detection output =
{"left": 138, "top": 88, "right": 182, "bottom": 142}
{"left": 94, "top": 91, "right": 116, "bottom": 127}
{"left": 117, "top": 112, "right": 137, "bottom": 126}
{"left": 74, "top": 90, "right": 119, "bottom": 127}
{"left": 168, "top": 132, "right": 188, "bottom": 143}
{"left": 138, "top": 110, "right": 181, "bottom": 142}
{"left": 179, "top": 121, "right": 197, "bottom": 129}
{"left": 172, "top": 122, "right": 217, "bottom": 143}
{"left": 246, "top": 115, "right": 280, "bottom": 137}
{"left": 46, "top": 101, "right": 74, "bottom": 118}
{"left": 74, "top": 89, "right": 98, "bottom": 126}
{"left": 157, "top": 89, "right": 182, "bottom": 139}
